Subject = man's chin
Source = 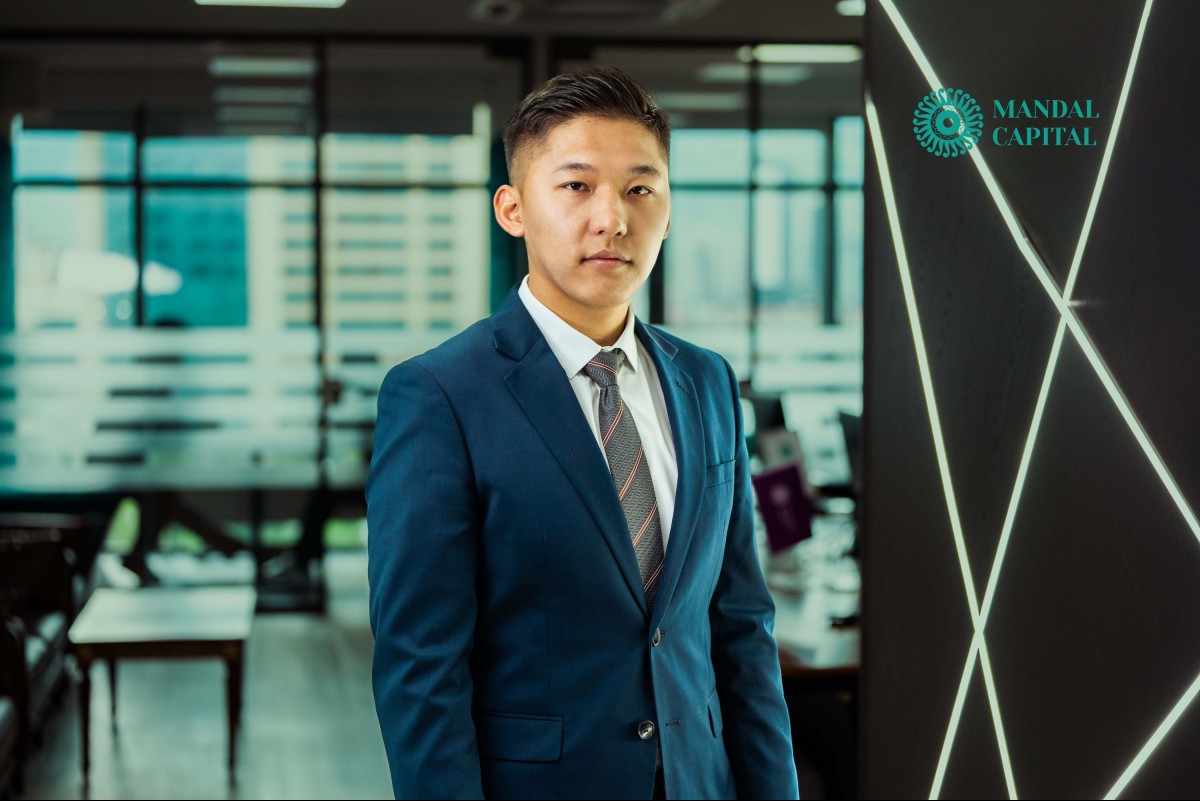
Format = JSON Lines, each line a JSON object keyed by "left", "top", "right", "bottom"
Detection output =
{"left": 570, "top": 276, "right": 645, "bottom": 310}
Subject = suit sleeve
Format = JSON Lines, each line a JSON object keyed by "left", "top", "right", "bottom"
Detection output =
{"left": 366, "top": 360, "right": 483, "bottom": 800}
{"left": 708, "top": 356, "right": 800, "bottom": 800}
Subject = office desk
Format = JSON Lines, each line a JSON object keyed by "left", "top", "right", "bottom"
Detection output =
{"left": 769, "top": 545, "right": 861, "bottom": 799}
{"left": 767, "top": 536, "right": 860, "bottom": 684}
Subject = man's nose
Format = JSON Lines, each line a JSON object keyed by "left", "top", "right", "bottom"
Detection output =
{"left": 591, "top": 188, "right": 628, "bottom": 238}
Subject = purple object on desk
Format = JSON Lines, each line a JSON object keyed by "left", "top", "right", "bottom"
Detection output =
{"left": 751, "top": 462, "right": 813, "bottom": 554}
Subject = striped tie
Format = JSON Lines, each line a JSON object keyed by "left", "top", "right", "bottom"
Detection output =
{"left": 582, "top": 348, "right": 665, "bottom": 611}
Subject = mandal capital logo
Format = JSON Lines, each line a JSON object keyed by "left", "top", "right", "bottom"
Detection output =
{"left": 912, "top": 88, "right": 984, "bottom": 158}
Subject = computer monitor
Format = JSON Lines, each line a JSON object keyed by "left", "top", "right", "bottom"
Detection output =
{"left": 737, "top": 381, "right": 787, "bottom": 457}
{"left": 837, "top": 410, "right": 862, "bottom": 501}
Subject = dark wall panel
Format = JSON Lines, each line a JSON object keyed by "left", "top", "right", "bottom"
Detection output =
{"left": 987, "top": 335, "right": 1200, "bottom": 798}
{"left": 862, "top": 1, "right": 1200, "bottom": 797}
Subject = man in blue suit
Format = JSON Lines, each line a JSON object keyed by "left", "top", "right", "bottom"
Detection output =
{"left": 366, "top": 66, "right": 798, "bottom": 800}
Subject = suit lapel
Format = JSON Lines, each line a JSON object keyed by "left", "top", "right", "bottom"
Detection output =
{"left": 635, "top": 320, "right": 704, "bottom": 631}
{"left": 491, "top": 286, "right": 706, "bottom": 623}
{"left": 496, "top": 289, "right": 649, "bottom": 615}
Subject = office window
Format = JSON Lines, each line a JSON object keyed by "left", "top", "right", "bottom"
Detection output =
{"left": 834, "top": 115, "right": 866, "bottom": 186}
{"left": 755, "top": 129, "right": 826, "bottom": 185}
{"left": 15, "top": 128, "right": 134, "bottom": 182}
{"left": 666, "top": 189, "right": 751, "bottom": 325}
{"left": 836, "top": 188, "right": 864, "bottom": 326}
{"left": 10, "top": 108, "right": 139, "bottom": 330}
{"left": 143, "top": 188, "right": 315, "bottom": 328}
{"left": 320, "top": 187, "right": 488, "bottom": 334}
{"left": 0, "top": 38, "right": 524, "bottom": 496}
{"left": 834, "top": 115, "right": 865, "bottom": 326}
{"left": 670, "top": 129, "right": 751, "bottom": 185}
{"left": 14, "top": 184, "right": 136, "bottom": 328}
{"left": 142, "top": 136, "right": 315, "bottom": 184}
{"left": 755, "top": 189, "right": 826, "bottom": 327}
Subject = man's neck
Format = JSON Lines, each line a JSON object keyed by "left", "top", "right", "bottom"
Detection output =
{"left": 527, "top": 272, "right": 628, "bottom": 346}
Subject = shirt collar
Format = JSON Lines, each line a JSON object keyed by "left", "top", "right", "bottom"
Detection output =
{"left": 517, "top": 273, "right": 641, "bottom": 380}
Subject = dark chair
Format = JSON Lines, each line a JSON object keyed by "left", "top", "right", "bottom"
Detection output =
{"left": 0, "top": 499, "right": 114, "bottom": 619}
{"left": 0, "top": 526, "right": 74, "bottom": 776}
{"left": 0, "top": 688, "right": 19, "bottom": 797}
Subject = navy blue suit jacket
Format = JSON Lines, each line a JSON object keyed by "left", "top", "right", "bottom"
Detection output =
{"left": 366, "top": 284, "right": 798, "bottom": 800}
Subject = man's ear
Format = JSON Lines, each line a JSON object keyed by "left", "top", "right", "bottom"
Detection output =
{"left": 493, "top": 184, "right": 525, "bottom": 238}
{"left": 663, "top": 214, "right": 670, "bottom": 240}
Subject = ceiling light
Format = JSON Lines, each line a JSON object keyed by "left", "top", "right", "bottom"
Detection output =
{"left": 208, "top": 56, "right": 317, "bottom": 78}
{"left": 836, "top": 0, "right": 866, "bottom": 15}
{"left": 698, "top": 63, "right": 812, "bottom": 85}
{"left": 737, "top": 44, "right": 863, "bottom": 64}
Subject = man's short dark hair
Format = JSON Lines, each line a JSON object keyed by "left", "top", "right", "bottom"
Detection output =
{"left": 502, "top": 65, "right": 671, "bottom": 184}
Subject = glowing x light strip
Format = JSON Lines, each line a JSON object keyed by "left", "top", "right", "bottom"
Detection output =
{"left": 864, "top": 94, "right": 1018, "bottom": 800}
{"left": 1105, "top": 671, "right": 1200, "bottom": 798}
{"left": 875, "top": 0, "right": 1200, "bottom": 797}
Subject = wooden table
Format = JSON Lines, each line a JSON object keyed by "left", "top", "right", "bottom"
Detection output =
{"left": 67, "top": 586, "right": 256, "bottom": 783}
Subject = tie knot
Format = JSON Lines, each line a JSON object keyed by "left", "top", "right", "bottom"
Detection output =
{"left": 583, "top": 348, "right": 625, "bottom": 388}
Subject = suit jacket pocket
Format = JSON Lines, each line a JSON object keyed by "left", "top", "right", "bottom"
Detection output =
{"left": 706, "top": 687, "right": 724, "bottom": 738}
{"left": 704, "top": 458, "right": 736, "bottom": 488}
{"left": 475, "top": 711, "right": 563, "bottom": 762}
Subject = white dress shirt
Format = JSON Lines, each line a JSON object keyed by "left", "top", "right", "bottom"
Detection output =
{"left": 517, "top": 274, "right": 679, "bottom": 551}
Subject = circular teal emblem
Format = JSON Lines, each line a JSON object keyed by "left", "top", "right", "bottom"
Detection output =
{"left": 912, "top": 88, "right": 983, "bottom": 158}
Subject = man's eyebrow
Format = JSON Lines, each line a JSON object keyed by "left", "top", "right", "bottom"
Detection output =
{"left": 629, "top": 164, "right": 664, "bottom": 178}
{"left": 553, "top": 162, "right": 596, "bottom": 174}
{"left": 551, "top": 162, "right": 664, "bottom": 178}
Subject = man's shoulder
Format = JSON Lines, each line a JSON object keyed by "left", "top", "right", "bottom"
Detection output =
{"left": 414, "top": 317, "right": 495, "bottom": 366}
{"left": 382, "top": 316, "right": 498, "bottom": 389}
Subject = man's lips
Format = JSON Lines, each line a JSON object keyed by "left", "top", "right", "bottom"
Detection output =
{"left": 583, "top": 251, "right": 631, "bottom": 268}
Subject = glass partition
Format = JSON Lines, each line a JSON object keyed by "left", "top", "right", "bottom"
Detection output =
{"left": 0, "top": 38, "right": 524, "bottom": 493}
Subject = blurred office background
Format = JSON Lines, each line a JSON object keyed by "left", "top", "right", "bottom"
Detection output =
{"left": 6, "top": 2, "right": 1198, "bottom": 800}
{"left": 0, "top": 1, "right": 867, "bottom": 799}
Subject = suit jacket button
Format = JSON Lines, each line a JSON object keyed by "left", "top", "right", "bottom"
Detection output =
{"left": 652, "top": 628, "right": 663, "bottom": 647}
{"left": 637, "top": 720, "right": 656, "bottom": 740}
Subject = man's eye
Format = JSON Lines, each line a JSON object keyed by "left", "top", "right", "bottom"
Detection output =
{"left": 564, "top": 181, "right": 588, "bottom": 191}
{"left": 630, "top": 186, "right": 653, "bottom": 196}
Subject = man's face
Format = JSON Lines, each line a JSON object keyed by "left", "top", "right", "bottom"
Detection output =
{"left": 495, "top": 115, "right": 671, "bottom": 314}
